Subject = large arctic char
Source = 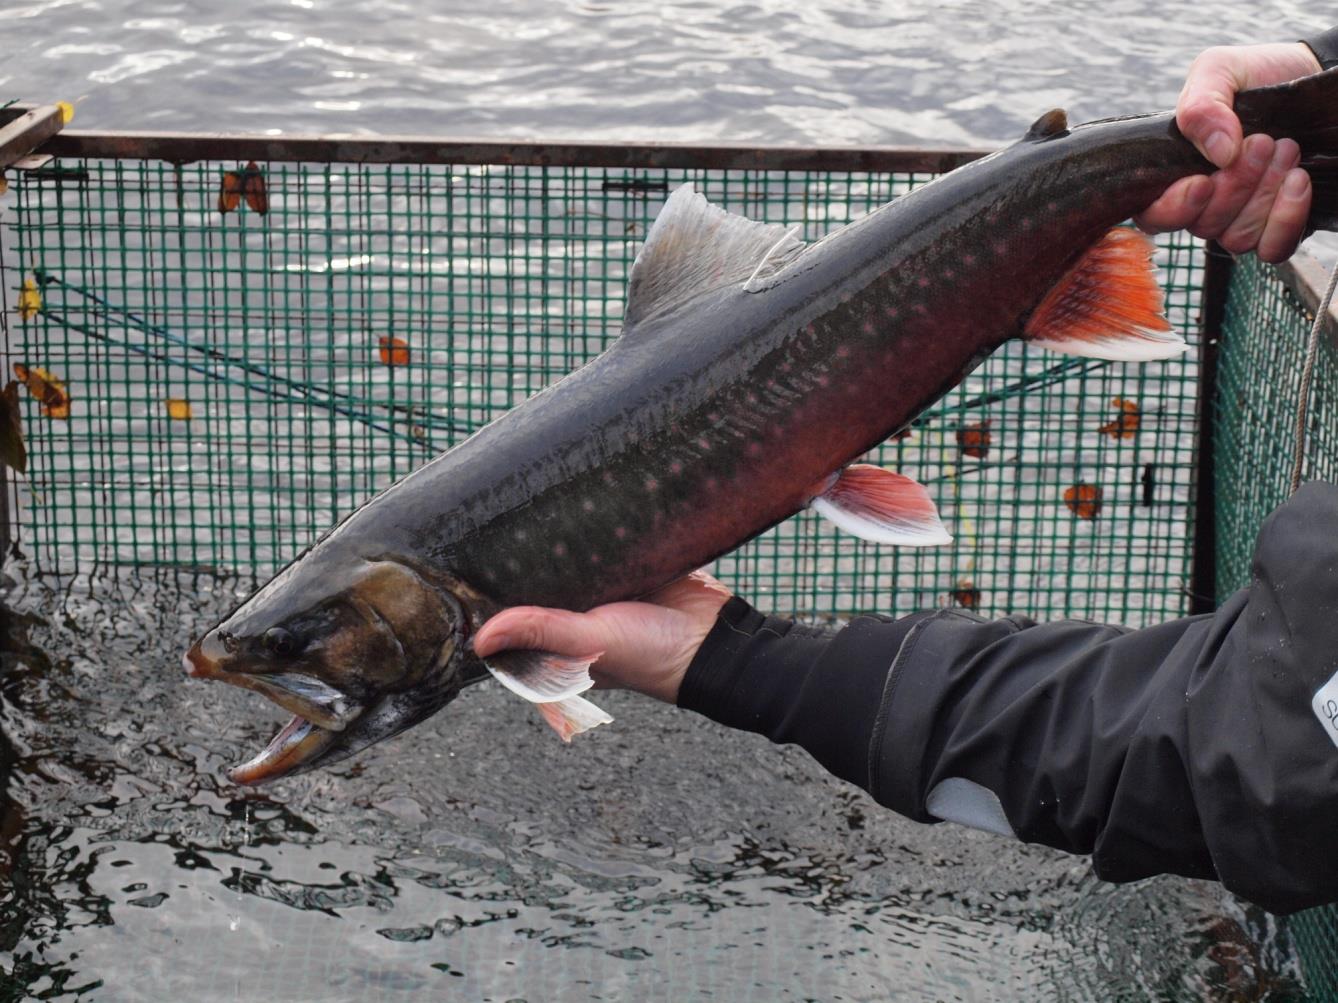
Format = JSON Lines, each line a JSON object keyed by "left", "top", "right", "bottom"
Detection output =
{"left": 185, "top": 70, "right": 1338, "bottom": 784}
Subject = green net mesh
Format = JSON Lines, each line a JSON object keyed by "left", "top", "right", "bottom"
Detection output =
{"left": 1, "top": 155, "right": 1206, "bottom": 626}
{"left": 1213, "top": 252, "right": 1338, "bottom": 1001}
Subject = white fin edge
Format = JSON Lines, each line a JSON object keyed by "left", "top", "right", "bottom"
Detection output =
{"left": 811, "top": 495, "right": 953, "bottom": 547}
{"left": 744, "top": 224, "right": 802, "bottom": 291}
{"left": 539, "top": 695, "right": 614, "bottom": 742}
{"left": 1028, "top": 332, "right": 1188, "bottom": 362}
{"left": 484, "top": 650, "right": 601, "bottom": 704}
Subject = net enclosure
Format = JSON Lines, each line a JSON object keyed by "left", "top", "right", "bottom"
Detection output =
{"left": 0, "top": 133, "right": 1209, "bottom": 625}
{"left": 0, "top": 123, "right": 1335, "bottom": 994}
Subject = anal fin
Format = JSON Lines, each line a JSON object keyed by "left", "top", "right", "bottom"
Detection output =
{"left": 538, "top": 696, "right": 614, "bottom": 743}
{"left": 811, "top": 464, "right": 951, "bottom": 546}
{"left": 1024, "top": 227, "right": 1186, "bottom": 361}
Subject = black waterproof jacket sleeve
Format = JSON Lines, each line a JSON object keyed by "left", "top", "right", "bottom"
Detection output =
{"left": 1304, "top": 27, "right": 1338, "bottom": 69}
{"left": 678, "top": 482, "right": 1338, "bottom": 915}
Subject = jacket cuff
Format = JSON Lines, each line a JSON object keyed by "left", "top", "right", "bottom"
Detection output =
{"left": 1302, "top": 27, "right": 1338, "bottom": 70}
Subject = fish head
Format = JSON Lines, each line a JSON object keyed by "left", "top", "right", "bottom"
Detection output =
{"left": 184, "top": 555, "right": 486, "bottom": 785}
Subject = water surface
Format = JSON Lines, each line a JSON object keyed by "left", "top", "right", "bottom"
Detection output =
{"left": 0, "top": 569, "right": 1303, "bottom": 1000}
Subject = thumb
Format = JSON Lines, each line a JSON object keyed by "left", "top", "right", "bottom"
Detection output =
{"left": 472, "top": 606, "right": 605, "bottom": 660}
{"left": 1177, "top": 54, "right": 1245, "bottom": 168}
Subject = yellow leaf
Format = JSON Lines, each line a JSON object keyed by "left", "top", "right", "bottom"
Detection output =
{"left": 0, "top": 175, "right": 8, "bottom": 196}
{"left": 57, "top": 101, "right": 75, "bottom": 125}
{"left": 17, "top": 278, "right": 41, "bottom": 322}
{"left": 165, "top": 398, "right": 193, "bottom": 421}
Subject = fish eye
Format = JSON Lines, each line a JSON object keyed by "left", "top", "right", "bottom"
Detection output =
{"left": 262, "top": 626, "right": 302, "bottom": 658}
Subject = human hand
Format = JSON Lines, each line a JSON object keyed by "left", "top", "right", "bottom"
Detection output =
{"left": 1135, "top": 42, "right": 1322, "bottom": 262}
{"left": 471, "top": 571, "right": 733, "bottom": 705}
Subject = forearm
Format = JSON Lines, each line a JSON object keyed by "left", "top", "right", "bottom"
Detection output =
{"left": 679, "top": 483, "right": 1338, "bottom": 914}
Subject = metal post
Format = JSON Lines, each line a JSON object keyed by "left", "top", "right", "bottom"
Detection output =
{"left": 1189, "top": 241, "right": 1233, "bottom": 615}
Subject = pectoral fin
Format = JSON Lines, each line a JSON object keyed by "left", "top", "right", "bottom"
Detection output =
{"left": 811, "top": 464, "right": 952, "bottom": 546}
{"left": 484, "top": 648, "right": 613, "bottom": 740}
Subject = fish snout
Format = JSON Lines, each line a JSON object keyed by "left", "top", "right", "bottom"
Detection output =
{"left": 183, "top": 630, "right": 234, "bottom": 678}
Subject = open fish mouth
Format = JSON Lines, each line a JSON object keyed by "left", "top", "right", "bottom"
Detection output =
{"left": 182, "top": 644, "right": 361, "bottom": 785}
{"left": 226, "top": 712, "right": 340, "bottom": 785}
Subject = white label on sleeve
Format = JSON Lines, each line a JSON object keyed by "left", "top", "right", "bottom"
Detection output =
{"left": 1312, "top": 669, "right": 1338, "bottom": 750}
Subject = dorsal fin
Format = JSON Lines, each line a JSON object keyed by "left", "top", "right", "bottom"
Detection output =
{"left": 622, "top": 184, "right": 805, "bottom": 330}
{"left": 1024, "top": 108, "right": 1069, "bottom": 141}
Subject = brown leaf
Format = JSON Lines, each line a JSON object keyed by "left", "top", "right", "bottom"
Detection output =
{"left": 0, "top": 381, "right": 26, "bottom": 473}
{"left": 956, "top": 419, "right": 991, "bottom": 458}
{"left": 947, "top": 580, "right": 981, "bottom": 610}
{"left": 1063, "top": 482, "right": 1103, "bottom": 519}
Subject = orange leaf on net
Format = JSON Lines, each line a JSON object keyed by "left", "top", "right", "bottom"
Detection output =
{"left": 165, "top": 398, "right": 194, "bottom": 421}
{"left": 378, "top": 336, "right": 411, "bottom": 367}
{"left": 13, "top": 363, "right": 70, "bottom": 418}
{"left": 1063, "top": 482, "right": 1103, "bottom": 519}
{"left": 1098, "top": 397, "right": 1140, "bottom": 440}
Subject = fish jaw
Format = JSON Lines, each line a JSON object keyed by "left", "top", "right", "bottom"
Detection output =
{"left": 228, "top": 713, "right": 339, "bottom": 785}
{"left": 183, "top": 637, "right": 361, "bottom": 784}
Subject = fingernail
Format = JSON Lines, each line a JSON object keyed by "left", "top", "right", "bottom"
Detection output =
{"left": 1282, "top": 170, "right": 1309, "bottom": 198}
{"left": 1204, "top": 131, "right": 1233, "bottom": 168}
{"left": 1245, "top": 137, "right": 1271, "bottom": 169}
{"left": 1186, "top": 177, "right": 1211, "bottom": 208}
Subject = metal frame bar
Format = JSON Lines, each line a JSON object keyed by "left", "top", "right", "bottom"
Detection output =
{"left": 38, "top": 130, "right": 993, "bottom": 173}
{"left": 0, "top": 104, "right": 64, "bottom": 170}
{"left": 1189, "top": 241, "right": 1232, "bottom": 614}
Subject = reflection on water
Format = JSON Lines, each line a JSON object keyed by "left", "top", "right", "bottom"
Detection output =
{"left": 0, "top": 567, "right": 1303, "bottom": 1000}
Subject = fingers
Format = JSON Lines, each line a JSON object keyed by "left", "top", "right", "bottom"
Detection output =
{"left": 1191, "top": 132, "right": 1277, "bottom": 238}
{"left": 1134, "top": 175, "right": 1212, "bottom": 234}
{"left": 1257, "top": 169, "right": 1312, "bottom": 264}
{"left": 1217, "top": 138, "right": 1303, "bottom": 256}
{"left": 473, "top": 606, "right": 601, "bottom": 660}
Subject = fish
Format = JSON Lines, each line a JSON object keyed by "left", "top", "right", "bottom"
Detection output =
{"left": 185, "top": 69, "right": 1338, "bottom": 785}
